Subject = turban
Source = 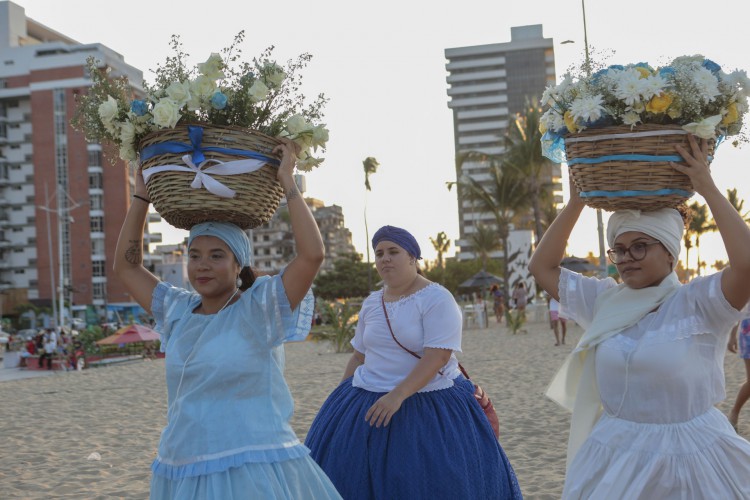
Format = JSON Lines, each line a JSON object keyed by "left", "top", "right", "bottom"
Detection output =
{"left": 188, "top": 221, "right": 251, "bottom": 268}
{"left": 606, "top": 209, "right": 683, "bottom": 267}
{"left": 372, "top": 225, "right": 422, "bottom": 260}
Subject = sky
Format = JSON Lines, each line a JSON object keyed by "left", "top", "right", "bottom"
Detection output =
{"left": 17, "top": 0, "right": 750, "bottom": 270}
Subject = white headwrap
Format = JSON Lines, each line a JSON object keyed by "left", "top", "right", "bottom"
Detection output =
{"left": 606, "top": 209, "right": 684, "bottom": 268}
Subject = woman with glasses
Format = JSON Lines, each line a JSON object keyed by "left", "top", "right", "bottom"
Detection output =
{"left": 529, "top": 135, "right": 750, "bottom": 499}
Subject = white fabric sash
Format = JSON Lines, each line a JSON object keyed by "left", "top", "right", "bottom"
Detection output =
{"left": 141, "top": 154, "right": 268, "bottom": 198}
{"left": 546, "top": 272, "right": 681, "bottom": 467}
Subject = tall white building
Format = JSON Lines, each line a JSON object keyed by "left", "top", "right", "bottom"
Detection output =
{"left": 445, "top": 25, "right": 561, "bottom": 260}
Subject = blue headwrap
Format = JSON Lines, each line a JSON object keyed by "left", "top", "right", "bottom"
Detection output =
{"left": 188, "top": 222, "right": 251, "bottom": 267}
{"left": 371, "top": 225, "right": 422, "bottom": 260}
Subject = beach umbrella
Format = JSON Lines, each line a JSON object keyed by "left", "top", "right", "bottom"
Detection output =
{"left": 458, "top": 270, "right": 504, "bottom": 290}
{"left": 560, "top": 256, "right": 599, "bottom": 273}
{"left": 96, "top": 324, "right": 160, "bottom": 345}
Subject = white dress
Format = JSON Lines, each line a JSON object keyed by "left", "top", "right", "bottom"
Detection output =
{"left": 560, "top": 269, "right": 750, "bottom": 499}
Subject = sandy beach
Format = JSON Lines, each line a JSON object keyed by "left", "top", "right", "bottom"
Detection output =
{"left": 1, "top": 310, "right": 747, "bottom": 499}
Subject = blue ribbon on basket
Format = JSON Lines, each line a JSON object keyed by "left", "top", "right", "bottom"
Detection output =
{"left": 140, "top": 125, "right": 281, "bottom": 166}
{"left": 580, "top": 188, "right": 694, "bottom": 199}
{"left": 140, "top": 125, "right": 281, "bottom": 198}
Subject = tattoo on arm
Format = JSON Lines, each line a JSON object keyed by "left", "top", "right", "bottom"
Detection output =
{"left": 124, "top": 239, "right": 143, "bottom": 265}
{"left": 286, "top": 187, "right": 300, "bottom": 201}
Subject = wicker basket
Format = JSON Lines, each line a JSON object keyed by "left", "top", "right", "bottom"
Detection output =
{"left": 139, "top": 124, "right": 284, "bottom": 230}
{"left": 565, "top": 124, "right": 715, "bottom": 211}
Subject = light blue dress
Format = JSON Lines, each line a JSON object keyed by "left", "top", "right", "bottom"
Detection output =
{"left": 149, "top": 274, "right": 341, "bottom": 499}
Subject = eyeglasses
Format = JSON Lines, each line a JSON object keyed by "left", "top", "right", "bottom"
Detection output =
{"left": 606, "top": 241, "right": 663, "bottom": 264}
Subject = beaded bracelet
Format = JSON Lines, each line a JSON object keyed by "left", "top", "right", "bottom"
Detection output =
{"left": 133, "top": 194, "right": 151, "bottom": 204}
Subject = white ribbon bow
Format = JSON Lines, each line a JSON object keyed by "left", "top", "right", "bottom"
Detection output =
{"left": 141, "top": 154, "right": 269, "bottom": 198}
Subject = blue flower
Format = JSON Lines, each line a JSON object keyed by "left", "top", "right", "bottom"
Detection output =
{"left": 658, "top": 66, "right": 676, "bottom": 78}
{"left": 130, "top": 99, "right": 148, "bottom": 116}
{"left": 634, "top": 62, "right": 654, "bottom": 72}
{"left": 210, "top": 91, "right": 228, "bottom": 110}
{"left": 702, "top": 59, "right": 721, "bottom": 74}
{"left": 607, "top": 64, "right": 624, "bottom": 71}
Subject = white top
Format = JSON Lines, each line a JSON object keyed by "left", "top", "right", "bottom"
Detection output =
{"left": 549, "top": 297, "right": 560, "bottom": 313}
{"left": 351, "top": 283, "right": 463, "bottom": 393}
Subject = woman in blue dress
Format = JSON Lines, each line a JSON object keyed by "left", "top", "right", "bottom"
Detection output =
{"left": 305, "top": 225, "right": 522, "bottom": 499}
{"left": 114, "top": 138, "right": 341, "bottom": 499}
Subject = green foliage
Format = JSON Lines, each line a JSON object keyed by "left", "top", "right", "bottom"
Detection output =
{"left": 77, "top": 325, "right": 106, "bottom": 355}
{"left": 504, "top": 309, "right": 527, "bottom": 335}
{"left": 310, "top": 301, "right": 359, "bottom": 353}
{"left": 314, "top": 253, "right": 374, "bottom": 299}
{"left": 425, "top": 257, "right": 504, "bottom": 296}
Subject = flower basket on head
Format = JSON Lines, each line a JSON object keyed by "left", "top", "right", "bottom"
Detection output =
{"left": 139, "top": 124, "right": 284, "bottom": 229}
{"left": 565, "top": 124, "right": 716, "bottom": 211}
{"left": 72, "top": 32, "right": 329, "bottom": 229}
{"left": 540, "top": 55, "right": 748, "bottom": 212}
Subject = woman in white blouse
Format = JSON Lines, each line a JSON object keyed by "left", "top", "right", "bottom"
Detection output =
{"left": 529, "top": 135, "right": 750, "bottom": 498}
{"left": 306, "top": 225, "right": 522, "bottom": 499}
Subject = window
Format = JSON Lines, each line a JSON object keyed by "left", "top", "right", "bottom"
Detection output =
{"left": 90, "top": 216, "right": 103, "bottom": 232}
{"left": 92, "top": 282, "right": 106, "bottom": 299}
{"left": 87, "top": 150, "right": 101, "bottom": 167}
{"left": 89, "top": 172, "right": 103, "bottom": 189}
{"left": 91, "top": 239, "right": 104, "bottom": 255}
{"left": 90, "top": 194, "right": 103, "bottom": 210}
{"left": 92, "top": 260, "right": 106, "bottom": 277}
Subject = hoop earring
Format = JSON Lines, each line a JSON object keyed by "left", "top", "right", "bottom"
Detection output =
{"left": 236, "top": 276, "right": 242, "bottom": 288}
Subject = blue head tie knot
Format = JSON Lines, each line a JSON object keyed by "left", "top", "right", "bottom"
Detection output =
{"left": 371, "top": 225, "right": 421, "bottom": 259}
{"left": 188, "top": 221, "right": 251, "bottom": 267}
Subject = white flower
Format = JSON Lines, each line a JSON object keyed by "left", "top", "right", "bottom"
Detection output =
{"left": 263, "top": 62, "right": 286, "bottom": 88}
{"left": 690, "top": 66, "right": 720, "bottom": 102}
{"left": 622, "top": 111, "right": 642, "bottom": 127}
{"left": 97, "top": 95, "right": 119, "bottom": 123}
{"left": 682, "top": 114, "right": 721, "bottom": 139}
{"left": 570, "top": 95, "right": 605, "bottom": 123}
{"left": 285, "top": 114, "right": 310, "bottom": 135}
{"left": 311, "top": 124, "right": 329, "bottom": 150}
{"left": 640, "top": 74, "right": 667, "bottom": 100}
{"left": 152, "top": 99, "right": 181, "bottom": 129}
{"left": 248, "top": 80, "right": 269, "bottom": 102}
{"left": 296, "top": 154, "right": 324, "bottom": 172}
{"left": 165, "top": 81, "right": 191, "bottom": 107}
{"left": 540, "top": 108, "right": 564, "bottom": 133}
{"left": 190, "top": 75, "right": 217, "bottom": 98}
{"left": 119, "top": 121, "right": 136, "bottom": 146}
{"left": 724, "top": 70, "right": 750, "bottom": 98}
{"left": 197, "top": 53, "right": 225, "bottom": 80}
{"left": 613, "top": 68, "right": 647, "bottom": 106}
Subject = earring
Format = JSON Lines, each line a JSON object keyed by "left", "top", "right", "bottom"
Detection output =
{"left": 236, "top": 276, "right": 242, "bottom": 288}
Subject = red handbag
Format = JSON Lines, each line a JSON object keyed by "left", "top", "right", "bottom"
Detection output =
{"left": 380, "top": 295, "right": 501, "bottom": 439}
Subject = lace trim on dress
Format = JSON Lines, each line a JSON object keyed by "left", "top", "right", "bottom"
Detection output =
{"left": 382, "top": 282, "right": 441, "bottom": 314}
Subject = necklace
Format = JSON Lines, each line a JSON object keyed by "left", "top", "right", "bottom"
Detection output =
{"left": 218, "top": 288, "right": 240, "bottom": 313}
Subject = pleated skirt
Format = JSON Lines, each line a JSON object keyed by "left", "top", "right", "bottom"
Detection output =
{"left": 149, "top": 455, "right": 342, "bottom": 500}
{"left": 305, "top": 376, "right": 523, "bottom": 500}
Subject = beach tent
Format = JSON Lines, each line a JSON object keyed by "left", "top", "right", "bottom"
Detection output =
{"left": 96, "top": 324, "right": 160, "bottom": 345}
{"left": 560, "top": 256, "right": 599, "bottom": 273}
{"left": 458, "top": 270, "right": 504, "bottom": 290}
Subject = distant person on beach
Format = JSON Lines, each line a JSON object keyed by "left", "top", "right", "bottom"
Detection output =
{"left": 529, "top": 135, "right": 750, "bottom": 498}
{"left": 113, "top": 138, "right": 341, "bottom": 499}
{"left": 727, "top": 304, "right": 750, "bottom": 432}
{"left": 305, "top": 225, "right": 522, "bottom": 499}
{"left": 491, "top": 284, "right": 505, "bottom": 324}
{"left": 511, "top": 282, "right": 528, "bottom": 314}
{"left": 547, "top": 296, "right": 567, "bottom": 346}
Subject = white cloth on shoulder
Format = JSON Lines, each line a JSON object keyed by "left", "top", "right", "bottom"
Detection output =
{"left": 546, "top": 272, "right": 681, "bottom": 466}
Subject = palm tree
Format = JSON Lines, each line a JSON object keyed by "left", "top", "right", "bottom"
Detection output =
{"left": 362, "top": 157, "right": 379, "bottom": 290}
{"left": 727, "top": 188, "right": 750, "bottom": 222}
{"left": 469, "top": 224, "right": 500, "bottom": 271}
{"left": 430, "top": 231, "right": 451, "bottom": 269}
{"left": 448, "top": 162, "right": 530, "bottom": 300}
{"left": 687, "top": 201, "right": 715, "bottom": 276}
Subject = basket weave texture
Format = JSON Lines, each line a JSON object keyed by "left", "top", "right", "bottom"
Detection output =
{"left": 139, "top": 124, "right": 284, "bottom": 230}
{"left": 565, "top": 124, "right": 715, "bottom": 212}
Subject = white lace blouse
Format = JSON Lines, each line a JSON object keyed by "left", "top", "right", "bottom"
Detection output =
{"left": 351, "top": 283, "right": 463, "bottom": 393}
{"left": 559, "top": 268, "right": 743, "bottom": 424}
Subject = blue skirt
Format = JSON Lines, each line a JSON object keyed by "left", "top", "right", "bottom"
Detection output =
{"left": 149, "top": 455, "right": 342, "bottom": 499}
{"left": 305, "top": 376, "right": 522, "bottom": 499}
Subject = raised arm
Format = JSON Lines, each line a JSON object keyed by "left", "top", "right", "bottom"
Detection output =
{"left": 673, "top": 136, "right": 750, "bottom": 310}
{"left": 113, "top": 168, "right": 160, "bottom": 314}
{"left": 275, "top": 139, "right": 325, "bottom": 309}
{"left": 528, "top": 177, "right": 586, "bottom": 301}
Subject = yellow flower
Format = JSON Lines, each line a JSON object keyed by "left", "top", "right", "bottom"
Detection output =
{"left": 646, "top": 92, "right": 673, "bottom": 114}
{"left": 722, "top": 102, "right": 739, "bottom": 126}
{"left": 539, "top": 120, "right": 547, "bottom": 135}
{"left": 564, "top": 111, "right": 578, "bottom": 133}
{"left": 635, "top": 67, "right": 651, "bottom": 79}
